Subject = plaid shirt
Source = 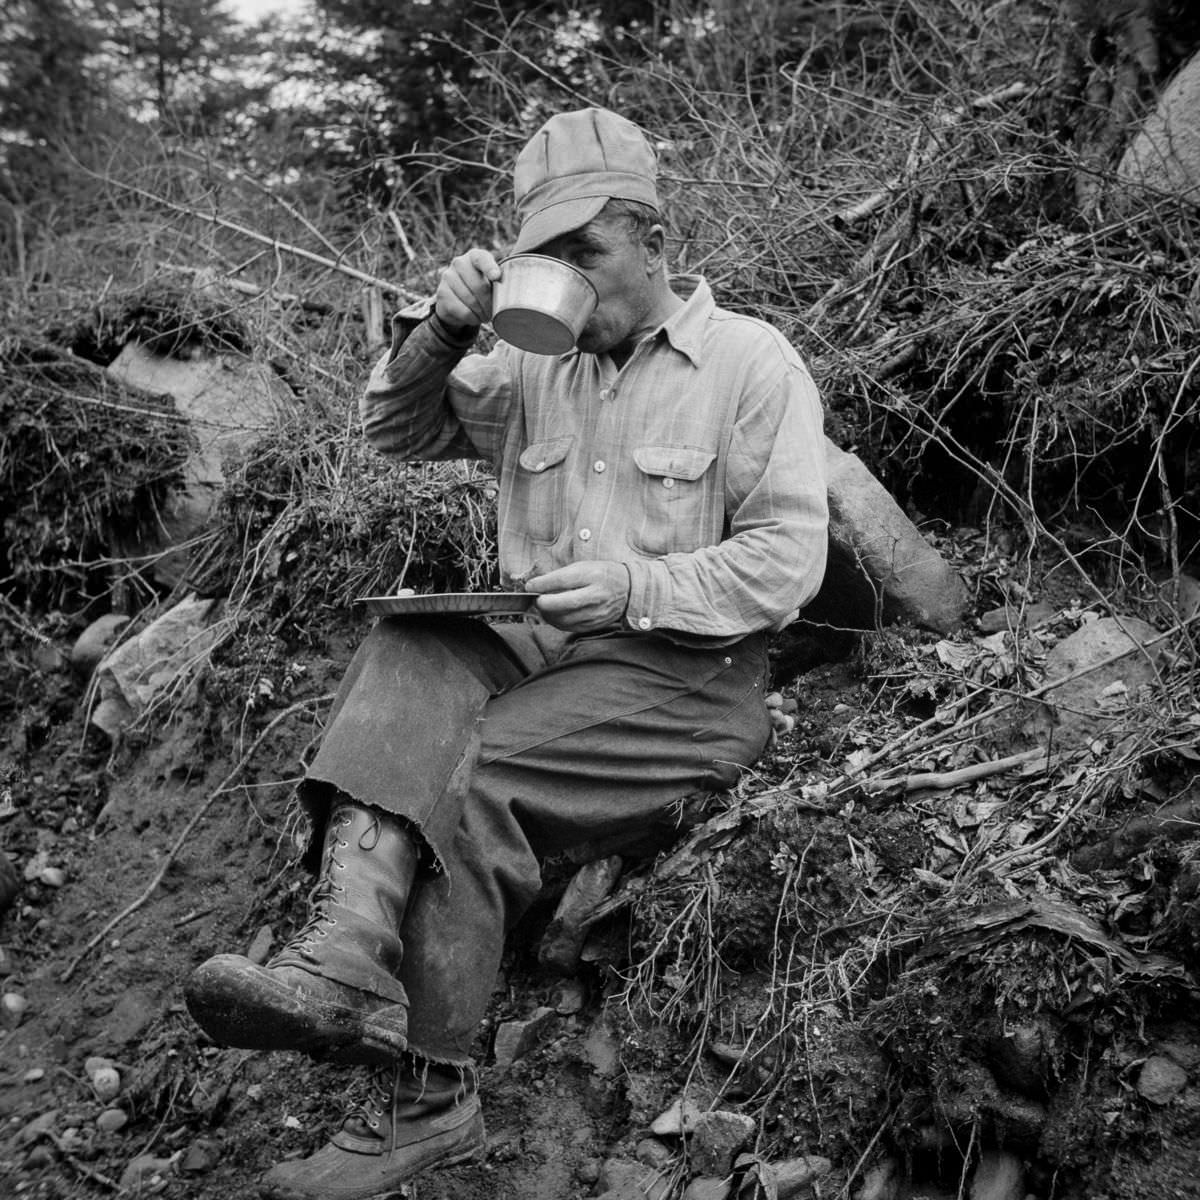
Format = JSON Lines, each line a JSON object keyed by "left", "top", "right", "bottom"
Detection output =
{"left": 363, "top": 276, "right": 828, "bottom": 640}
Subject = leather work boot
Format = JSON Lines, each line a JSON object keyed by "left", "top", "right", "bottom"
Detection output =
{"left": 259, "top": 1064, "right": 486, "bottom": 1199}
{"left": 185, "top": 803, "right": 416, "bottom": 1064}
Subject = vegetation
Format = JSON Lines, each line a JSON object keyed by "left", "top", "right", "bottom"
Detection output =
{"left": 1, "top": 2, "right": 1199, "bottom": 1196}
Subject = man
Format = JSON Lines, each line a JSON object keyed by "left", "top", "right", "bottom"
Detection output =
{"left": 185, "top": 107, "right": 828, "bottom": 1199}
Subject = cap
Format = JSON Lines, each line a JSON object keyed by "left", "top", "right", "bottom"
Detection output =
{"left": 513, "top": 108, "right": 659, "bottom": 254}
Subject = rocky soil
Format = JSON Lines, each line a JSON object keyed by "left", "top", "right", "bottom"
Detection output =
{"left": 1, "top": 561, "right": 1199, "bottom": 1200}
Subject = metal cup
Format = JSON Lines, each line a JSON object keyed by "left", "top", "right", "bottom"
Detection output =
{"left": 491, "top": 255, "right": 599, "bottom": 354}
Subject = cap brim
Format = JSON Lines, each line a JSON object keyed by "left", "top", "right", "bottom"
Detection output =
{"left": 513, "top": 195, "right": 610, "bottom": 254}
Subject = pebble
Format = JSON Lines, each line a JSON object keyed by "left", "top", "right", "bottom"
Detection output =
{"left": 2, "top": 991, "right": 29, "bottom": 1026}
{"left": 180, "top": 1138, "right": 220, "bottom": 1172}
{"left": 39, "top": 867, "right": 66, "bottom": 888}
{"left": 649, "top": 1095, "right": 705, "bottom": 1137}
{"left": 97, "top": 1108, "right": 129, "bottom": 1133}
{"left": 15, "top": 1109, "right": 59, "bottom": 1146}
{"left": 246, "top": 926, "right": 274, "bottom": 965}
{"left": 553, "top": 978, "right": 587, "bottom": 1015}
{"left": 119, "top": 1154, "right": 176, "bottom": 1191}
{"left": 24, "top": 1144, "right": 55, "bottom": 1169}
{"left": 635, "top": 1136, "right": 673, "bottom": 1167}
{"left": 22, "top": 1068, "right": 45, "bottom": 1084}
{"left": 1137, "top": 1055, "right": 1189, "bottom": 1105}
{"left": 91, "top": 1066, "right": 121, "bottom": 1102}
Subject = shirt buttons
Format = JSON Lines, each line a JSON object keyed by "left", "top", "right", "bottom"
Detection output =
{"left": 662, "top": 476, "right": 676, "bottom": 489}
{"left": 593, "top": 460, "right": 607, "bottom": 473}
{"left": 578, "top": 528, "right": 592, "bottom": 541}
{"left": 724, "top": 657, "right": 732, "bottom": 665}
{"left": 599, "top": 388, "right": 612, "bottom": 401}
{"left": 637, "top": 617, "right": 652, "bottom": 630}
{"left": 534, "top": 461, "right": 546, "bottom": 472}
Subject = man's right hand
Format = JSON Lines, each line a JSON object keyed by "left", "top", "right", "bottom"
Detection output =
{"left": 434, "top": 249, "right": 503, "bottom": 333}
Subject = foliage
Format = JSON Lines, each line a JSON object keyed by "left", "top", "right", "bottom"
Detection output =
{"left": 0, "top": 344, "right": 194, "bottom": 613}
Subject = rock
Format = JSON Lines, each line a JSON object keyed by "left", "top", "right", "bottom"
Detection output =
{"left": 97, "top": 1108, "right": 129, "bottom": 1133}
{"left": 70, "top": 614, "right": 131, "bottom": 676}
{"left": 2, "top": 990, "right": 29, "bottom": 1027}
{"left": 15, "top": 1109, "right": 59, "bottom": 1146}
{"left": 855, "top": 1157, "right": 900, "bottom": 1200}
{"left": 92, "top": 596, "right": 223, "bottom": 736}
{"left": 969, "top": 1149, "right": 1024, "bottom": 1200}
{"left": 1156, "top": 573, "right": 1200, "bottom": 621}
{"left": 1137, "top": 1055, "right": 1189, "bottom": 1105}
{"left": 774, "top": 1155, "right": 833, "bottom": 1197}
{"left": 1036, "top": 616, "right": 1161, "bottom": 748}
{"left": 583, "top": 1021, "right": 622, "bottom": 1077}
{"left": 577, "top": 1158, "right": 602, "bottom": 1185}
{"left": 91, "top": 1065, "right": 121, "bottom": 1102}
{"left": 180, "top": 1137, "right": 221, "bottom": 1172}
{"left": 23, "top": 1067, "right": 46, "bottom": 1083}
{"left": 539, "top": 855, "right": 624, "bottom": 974}
{"left": 106, "top": 344, "right": 294, "bottom": 588}
{"left": 25, "top": 1143, "right": 56, "bottom": 1168}
{"left": 650, "top": 1095, "right": 706, "bottom": 1137}
{"left": 978, "top": 602, "right": 1056, "bottom": 634}
{"left": 684, "top": 1179, "right": 732, "bottom": 1200}
{"left": 597, "top": 1158, "right": 671, "bottom": 1200}
{"left": 690, "top": 1110, "right": 756, "bottom": 1178}
{"left": 985, "top": 1022, "right": 1048, "bottom": 1097}
{"left": 801, "top": 440, "right": 968, "bottom": 635}
{"left": 552, "top": 978, "right": 587, "bottom": 1015}
{"left": 635, "top": 1137, "right": 674, "bottom": 1168}
{"left": 31, "top": 642, "right": 67, "bottom": 673}
{"left": 1117, "top": 49, "right": 1200, "bottom": 204}
{"left": 39, "top": 866, "right": 66, "bottom": 888}
{"left": 0, "top": 852, "right": 19, "bottom": 914}
{"left": 119, "top": 1153, "right": 177, "bottom": 1191}
{"left": 246, "top": 925, "right": 274, "bottom": 965}
{"left": 492, "top": 1006, "right": 556, "bottom": 1069}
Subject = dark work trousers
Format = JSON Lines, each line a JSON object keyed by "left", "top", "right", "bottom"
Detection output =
{"left": 300, "top": 615, "right": 771, "bottom": 1065}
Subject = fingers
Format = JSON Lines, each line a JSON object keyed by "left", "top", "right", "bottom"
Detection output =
{"left": 435, "top": 248, "right": 502, "bottom": 328}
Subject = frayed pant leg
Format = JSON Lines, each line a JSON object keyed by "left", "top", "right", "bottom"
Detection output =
{"left": 400, "top": 632, "right": 771, "bottom": 1065}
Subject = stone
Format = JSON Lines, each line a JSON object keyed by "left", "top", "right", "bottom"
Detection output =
{"left": 978, "top": 602, "right": 1056, "bottom": 634}
{"left": 70, "top": 613, "right": 131, "bottom": 676}
{"left": 106, "top": 344, "right": 293, "bottom": 588}
{"left": 91, "top": 1065, "right": 121, "bottom": 1102}
{"left": 539, "top": 855, "right": 624, "bottom": 974}
{"left": 635, "top": 1137, "right": 674, "bottom": 1168}
{"left": 969, "top": 1149, "right": 1024, "bottom": 1200}
{"left": 774, "top": 1155, "right": 833, "bottom": 1197}
{"left": 1118, "top": 49, "right": 1200, "bottom": 204}
{"left": 855, "top": 1157, "right": 899, "bottom": 1200}
{"left": 800, "top": 439, "right": 968, "bottom": 635}
{"left": 96, "top": 1108, "right": 129, "bottom": 1133}
{"left": 2, "top": 990, "right": 29, "bottom": 1027}
{"left": 1036, "top": 616, "right": 1161, "bottom": 748}
{"left": 597, "top": 1158, "right": 671, "bottom": 1200}
{"left": 246, "top": 925, "right": 274, "bottom": 965}
{"left": 15, "top": 1109, "right": 59, "bottom": 1146}
{"left": 180, "top": 1138, "right": 221, "bottom": 1172}
{"left": 684, "top": 1179, "right": 732, "bottom": 1200}
{"left": 650, "top": 1095, "right": 706, "bottom": 1137}
{"left": 690, "top": 1110, "right": 756, "bottom": 1178}
{"left": 1136, "top": 1055, "right": 1189, "bottom": 1105}
{"left": 119, "top": 1154, "right": 178, "bottom": 1191}
{"left": 583, "top": 1021, "right": 622, "bottom": 1077}
{"left": 492, "top": 1006, "right": 556, "bottom": 1069}
{"left": 552, "top": 978, "right": 587, "bottom": 1015}
{"left": 92, "top": 596, "right": 223, "bottom": 736}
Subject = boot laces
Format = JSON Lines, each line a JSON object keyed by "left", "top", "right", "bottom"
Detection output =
{"left": 354, "top": 1064, "right": 401, "bottom": 1152}
{"left": 270, "top": 808, "right": 360, "bottom": 963}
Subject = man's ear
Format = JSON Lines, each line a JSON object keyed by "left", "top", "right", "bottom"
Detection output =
{"left": 643, "top": 224, "right": 667, "bottom": 274}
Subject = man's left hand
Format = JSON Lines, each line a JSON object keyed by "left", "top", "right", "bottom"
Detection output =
{"left": 526, "top": 561, "right": 630, "bottom": 632}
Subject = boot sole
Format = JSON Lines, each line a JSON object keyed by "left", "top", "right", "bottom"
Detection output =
{"left": 185, "top": 956, "right": 406, "bottom": 1065}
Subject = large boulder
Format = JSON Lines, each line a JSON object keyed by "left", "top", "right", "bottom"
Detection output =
{"left": 1118, "top": 49, "right": 1200, "bottom": 204}
{"left": 800, "top": 439, "right": 967, "bottom": 636}
{"left": 106, "top": 344, "right": 292, "bottom": 586}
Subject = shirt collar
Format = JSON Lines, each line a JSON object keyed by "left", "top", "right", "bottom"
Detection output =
{"left": 556, "top": 274, "right": 712, "bottom": 367}
{"left": 655, "top": 275, "right": 711, "bottom": 367}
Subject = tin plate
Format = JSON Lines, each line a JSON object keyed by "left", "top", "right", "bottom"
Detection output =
{"left": 358, "top": 592, "right": 539, "bottom": 618}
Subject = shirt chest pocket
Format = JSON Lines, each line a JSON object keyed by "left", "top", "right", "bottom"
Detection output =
{"left": 509, "top": 435, "right": 574, "bottom": 545}
{"left": 629, "top": 444, "right": 719, "bottom": 556}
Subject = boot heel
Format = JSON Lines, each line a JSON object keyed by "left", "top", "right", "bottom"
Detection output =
{"left": 361, "top": 1004, "right": 409, "bottom": 1056}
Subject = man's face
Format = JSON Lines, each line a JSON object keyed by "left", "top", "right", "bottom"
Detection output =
{"left": 535, "top": 212, "right": 660, "bottom": 357}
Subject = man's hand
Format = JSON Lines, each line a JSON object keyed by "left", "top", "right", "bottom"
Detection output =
{"left": 434, "top": 249, "right": 502, "bottom": 332}
{"left": 526, "top": 562, "right": 630, "bottom": 632}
